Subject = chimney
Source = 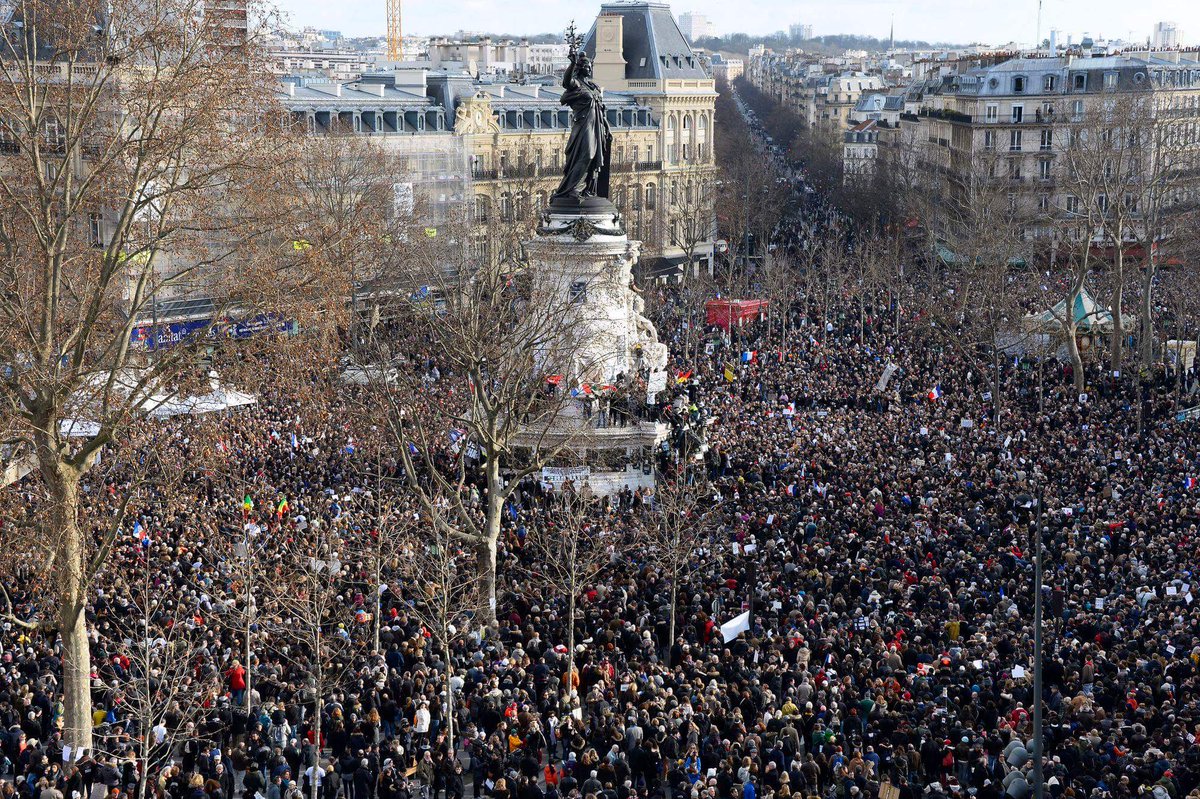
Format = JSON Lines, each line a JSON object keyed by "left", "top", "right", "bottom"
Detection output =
{"left": 286, "top": 82, "right": 295, "bottom": 97}
{"left": 593, "top": 12, "right": 627, "bottom": 88}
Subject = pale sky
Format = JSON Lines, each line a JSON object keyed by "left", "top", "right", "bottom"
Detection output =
{"left": 273, "top": 0, "right": 1195, "bottom": 48}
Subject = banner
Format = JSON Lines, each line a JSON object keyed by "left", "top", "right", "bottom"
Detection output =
{"left": 720, "top": 610, "right": 751, "bottom": 643}
{"left": 541, "top": 466, "right": 590, "bottom": 488}
{"left": 876, "top": 362, "right": 899, "bottom": 392}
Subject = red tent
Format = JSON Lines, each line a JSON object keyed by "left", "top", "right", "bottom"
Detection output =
{"left": 705, "top": 299, "right": 769, "bottom": 331}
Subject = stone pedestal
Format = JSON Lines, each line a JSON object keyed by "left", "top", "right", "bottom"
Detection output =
{"left": 517, "top": 206, "right": 670, "bottom": 496}
{"left": 526, "top": 208, "right": 668, "bottom": 388}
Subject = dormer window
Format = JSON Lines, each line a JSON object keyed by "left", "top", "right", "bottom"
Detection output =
{"left": 1013, "top": 76, "right": 1026, "bottom": 93}
{"left": 1043, "top": 75, "right": 1056, "bottom": 91}
{"left": 1073, "top": 73, "right": 1086, "bottom": 90}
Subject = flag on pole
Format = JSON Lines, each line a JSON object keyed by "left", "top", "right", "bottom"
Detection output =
{"left": 133, "top": 520, "right": 149, "bottom": 549}
{"left": 276, "top": 497, "right": 290, "bottom": 518}
{"left": 407, "top": 442, "right": 419, "bottom": 456}
{"left": 929, "top": 385, "right": 943, "bottom": 402}
{"left": 741, "top": 351, "right": 756, "bottom": 363}
{"left": 719, "top": 610, "right": 752, "bottom": 643}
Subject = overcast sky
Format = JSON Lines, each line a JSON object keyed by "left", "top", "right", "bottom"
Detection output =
{"left": 273, "top": 0, "right": 1194, "bottom": 47}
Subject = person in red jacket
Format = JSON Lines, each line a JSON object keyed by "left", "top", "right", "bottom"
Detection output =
{"left": 225, "top": 659, "right": 247, "bottom": 706}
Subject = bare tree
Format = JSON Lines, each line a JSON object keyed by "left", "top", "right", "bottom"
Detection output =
{"left": 366, "top": 223, "right": 602, "bottom": 626}
{"left": 265, "top": 524, "right": 367, "bottom": 799}
{"left": 641, "top": 477, "right": 717, "bottom": 662}
{"left": 0, "top": 0, "right": 332, "bottom": 749}
{"left": 519, "top": 492, "right": 614, "bottom": 708}
{"left": 667, "top": 164, "right": 717, "bottom": 278}
{"left": 391, "top": 515, "right": 489, "bottom": 757}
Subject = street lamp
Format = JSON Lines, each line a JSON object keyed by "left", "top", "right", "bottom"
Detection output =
{"left": 1012, "top": 492, "right": 1044, "bottom": 799}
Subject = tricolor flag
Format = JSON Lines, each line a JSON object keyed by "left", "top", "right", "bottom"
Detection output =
{"left": 675, "top": 369, "right": 693, "bottom": 384}
{"left": 134, "top": 520, "right": 149, "bottom": 549}
{"left": 809, "top": 334, "right": 820, "bottom": 347}
{"left": 741, "top": 351, "right": 756, "bottom": 363}
{"left": 1186, "top": 477, "right": 1197, "bottom": 490}
{"left": 276, "top": 497, "right": 290, "bottom": 518}
{"left": 407, "top": 442, "right": 420, "bottom": 456}
{"left": 242, "top": 495, "right": 254, "bottom": 514}
{"left": 546, "top": 374, "right": 564, "bottom": 385}
{"left": 290, "top": 432, "right": 298, "bottom": 449}
{"left": 448, "top": 429, "right": 465, "bottom": 444}
{"left": 929, "top": 385, "right": 943, "bottom": 402}
{"left": 344, "top": 438, "right": 356, "bottom": 455}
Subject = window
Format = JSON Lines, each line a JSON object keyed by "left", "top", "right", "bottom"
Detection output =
{"left": 985, "top": 104, "right": 999, "bottom": 122}
{"left": 1009, "top": 129, "right": 1022, "bottom": 151}
{"left": 1073, "top": 74, "right": 1086, "bottom": 91}
{"left": 1044, "top": 75, "right": 1056, "bottom": 91}
{"left": 1010, "top": 162, "right": 1022, "bottom": 181}
{"left": 569, "top": 280, "right": 587, "bottom": 304}
{"left": 984, "top": 130, "right": 997, "bottom": 151}
{"left": 1071, "top": 99, "right": 1084, "bottom": 120}
{"left": 1011, "top": 105, "right": 1024, "bottom": 123}
{"left": 1038, "top": 160, "right": 1051, "bottom": 180}
{"left": 1039, "top": 194, "right": 1050, "bottom": 213}
{"left": 1040, "top": 129, "right": 1053, "bottom": 150}
{"left": 645, "top": 183, "right": 657, "bottom": 210}
{"left": 1124, "top": 193, "right": 1138, "bottom": 213}
{"left": 88, "top": 213, "right": 103, "bottom": 247}
{"left": 1066, "top": 195, "right": 1080, "bottom": 214}
{"left": 1097, "top": 194, "right": 1108, "bottom": 213}
{"left": 1013, "top": 76, "right": 1026, "bottom": 93}
{"left": 1104, "top": 72, "right": 1117, "bottom": 89}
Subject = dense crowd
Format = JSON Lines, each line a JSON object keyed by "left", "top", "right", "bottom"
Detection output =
{"left": 2, "top": 265, "right": 1200, "bottom": 799}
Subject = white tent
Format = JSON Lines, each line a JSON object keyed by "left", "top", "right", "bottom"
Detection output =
{"left": 1023, "top": 288, "right": 1120, "bottom": 334}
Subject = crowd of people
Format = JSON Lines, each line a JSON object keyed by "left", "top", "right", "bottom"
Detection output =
{"left": 1, "top": 260, "right": 1198, "bottom": 799}
{"left": 2, "top": 89, "right": 1200, "bottom": 799}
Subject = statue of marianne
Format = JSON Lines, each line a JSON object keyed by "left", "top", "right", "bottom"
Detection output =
{"left": 550, "top": 50, "right": 613, "bottom": 207}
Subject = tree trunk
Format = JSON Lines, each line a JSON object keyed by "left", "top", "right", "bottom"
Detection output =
{"left": 444, "top": 643, "right": 456, "bottom": 756}
{"left": 479, "top": 459, "right": 503, "bottom": 627}
{"left": 1110, "top": 258, "right": 1124, "bottom": 374}
{"left": 1140, "top": 256, "right": 1156, "bottom": 369}
{"left": 668, "top": 576, "right": 678, "bottom": 666}
{"left": 310, "top": 669, "right": 322, "bottom": 799}
{"left": 51, "top": 470, "right": 94, "bottom": 753}
{"left": 563, "top": 593, "right": 576, "bottom": 711}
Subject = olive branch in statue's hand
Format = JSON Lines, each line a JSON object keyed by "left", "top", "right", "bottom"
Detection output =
{"left": 565, "top": 20, "right": 584, "bottom": 57}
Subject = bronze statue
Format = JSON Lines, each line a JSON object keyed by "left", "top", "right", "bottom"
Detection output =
{"left": 551, "top": 24, "right": 613, "bottom": 208}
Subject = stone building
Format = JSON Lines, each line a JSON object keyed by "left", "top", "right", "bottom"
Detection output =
{"left": 277, "top": 1, "right": 717, "bottom": 273}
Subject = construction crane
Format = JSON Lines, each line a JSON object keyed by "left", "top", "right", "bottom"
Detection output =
{"left": 386, "top": 0, "right": 402, "bottom": 61}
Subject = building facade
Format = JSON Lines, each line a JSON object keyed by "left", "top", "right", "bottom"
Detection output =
{"left": 278, "top": 2, "right": 716, "bottom": 270}
{"left": 900, "top": 51, "right": 1200, "bottom": 244}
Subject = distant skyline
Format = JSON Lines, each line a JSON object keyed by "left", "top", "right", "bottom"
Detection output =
{"left": 272, "top": 0, "right": 1194, "bottom": 48}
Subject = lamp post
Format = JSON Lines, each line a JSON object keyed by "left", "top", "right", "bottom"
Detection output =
{"left": 1013, "top": 492, "right": 1044, "bottom": 799}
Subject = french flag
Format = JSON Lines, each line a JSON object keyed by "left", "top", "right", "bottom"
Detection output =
{"left": 929, "top": 385, "right": 943, "bottom": 402}
{"left": 741, "top": 351, "right": 756, "bottom": 363}
{"left": 134, "top": 520, "right": 149, "bottom": 549}
{"left": 1186, "top": 477, "right": 1197, "bottom": 490}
